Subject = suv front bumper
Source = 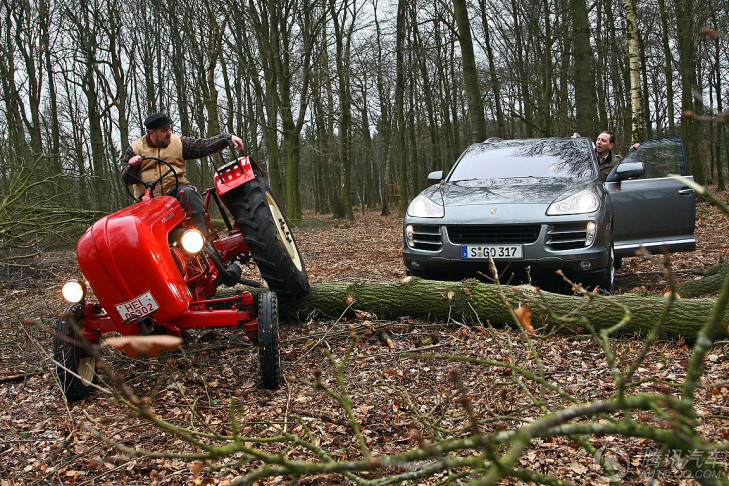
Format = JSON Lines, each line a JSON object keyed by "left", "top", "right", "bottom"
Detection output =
{"left": 402, "top": 219, "right": 611, "bottom": 280}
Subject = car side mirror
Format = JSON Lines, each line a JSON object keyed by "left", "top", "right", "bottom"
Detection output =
{"left": 607, "top": 161, "right": 645, "bottom": 182}
{"left": 427, "top": 171, "right": 444, "bottom": 184}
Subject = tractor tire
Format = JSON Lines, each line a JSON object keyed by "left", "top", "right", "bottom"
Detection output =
{"left": 225, "top": 172, "right": 309, "bottom": 300}
{"left": 53, "top": 305, "right": 97, "bottom": 403}
{"left": 257, "top": 291, "right": 282, "bottom": 389}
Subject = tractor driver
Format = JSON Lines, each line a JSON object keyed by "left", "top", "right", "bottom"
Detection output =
{"left": 120, "top": 112, "right": 244, "bottom": 234}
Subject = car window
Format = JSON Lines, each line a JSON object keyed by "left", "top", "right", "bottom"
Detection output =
{"left": 618, "top": 135, "right": 686, "bottom": 178}
{"left": 449, "top": 139, "right": 596, "bottom": 181}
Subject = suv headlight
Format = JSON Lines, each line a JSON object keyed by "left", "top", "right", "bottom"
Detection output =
{"left": 547, "top": 190, "right": 599, "bottom": 215}
{"left": 407, "top": 194, "right": 444, "bottom": 218}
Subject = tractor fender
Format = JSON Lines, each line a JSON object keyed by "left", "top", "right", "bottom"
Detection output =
{"left": 214, "top": 156, "right": 266, "bottom": 197}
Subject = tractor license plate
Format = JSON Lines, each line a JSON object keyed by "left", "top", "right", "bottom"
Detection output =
{"left": 461, "top": 245, "right": 523, "bottom": 260}
{"left": 116, "top": 291, "right": 159, "bottom": 321}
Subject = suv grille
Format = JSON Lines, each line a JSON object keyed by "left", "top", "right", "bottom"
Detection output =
{"left": 446, "top": 225, "right": 540, "bottom": 244}
{"left": 546, "top": 223, "right": 588, "bottom": 250}
{"left": 409, "top": 225, "right": 442, "bottom": 250}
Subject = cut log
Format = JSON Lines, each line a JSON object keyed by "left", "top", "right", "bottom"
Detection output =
{"left": 676, "top": 264, "right": 729, "bottom": 298}
{"left": 220, "top": 277, "right": 729, "bottom": 339}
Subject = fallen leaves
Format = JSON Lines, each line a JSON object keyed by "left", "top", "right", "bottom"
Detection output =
{"left": 513, "top": 305, "right": 535, "bottom": 334}
{"left": 104, "top": 335, "right": 183, "bottom": 357}
{"left": 3, "top": 199, "right": 729, "bottom": 484}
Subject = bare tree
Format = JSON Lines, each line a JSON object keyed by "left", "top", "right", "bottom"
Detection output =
{"left": 452, "top": 0, "right": 487, "bottom": 142}
{"left": 624, "top": 0, "right": 644, "bottom": 143}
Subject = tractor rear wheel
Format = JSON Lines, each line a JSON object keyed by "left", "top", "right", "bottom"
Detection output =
{"left": 257, "top": 291, "right": 282, "bottom": 389}
{"left": 225, "top": 172, "right": 309, "bottom": 301}
{"left": 53, "top": 305, "right": 97, "bottom": 403}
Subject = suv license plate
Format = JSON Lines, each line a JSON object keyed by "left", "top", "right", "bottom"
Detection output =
{"left": 116, "top": 291, "right": 159, "bottom": 321}
{"left": 461, "top": 245, "right": 523, "bottom": 260}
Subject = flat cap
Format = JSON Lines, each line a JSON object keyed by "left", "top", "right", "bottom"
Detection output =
{"left": 144, "top": 112, "right": 172, "bottom": 130}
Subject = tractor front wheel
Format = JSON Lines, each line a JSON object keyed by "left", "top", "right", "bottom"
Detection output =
{"left": 53, "top": 305, "right": 97, "bottom": 403}
{"left": 257, "top": 291, "right": 282, "bottom": 389}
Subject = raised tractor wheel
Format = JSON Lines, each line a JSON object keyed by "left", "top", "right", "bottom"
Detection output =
{"left": 53, "top": 305, "right": 97, "bottom": 403}
{"left": 225, "top": 172, "right": 309, "bottom": 301}
{"left": 257, "top": 291, "right": 282, "bottom": 389}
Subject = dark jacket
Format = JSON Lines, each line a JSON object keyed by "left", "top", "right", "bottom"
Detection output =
{"left": 598, "top": 151, "right": 620, "bottom": 181}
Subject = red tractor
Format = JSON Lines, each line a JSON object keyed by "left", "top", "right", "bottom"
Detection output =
{"left": 54, "top": 155, "right": 309, "bottom": 402}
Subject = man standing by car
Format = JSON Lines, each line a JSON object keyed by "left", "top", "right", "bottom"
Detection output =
{"left": 596, "top": 130, "right": 640, "bottom": 181}
{"left": 596, "top": 130, "right": 620, "bottom": 181}
{"left": 120, "top": 112, "right": 245, "bottom": 233}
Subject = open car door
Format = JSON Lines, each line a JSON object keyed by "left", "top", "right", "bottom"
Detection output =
{"left": 605, "top": 135, "right": 696, "bottom": 258}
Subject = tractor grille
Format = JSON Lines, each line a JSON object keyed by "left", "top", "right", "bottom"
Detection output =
{"left": 409, "top": 225, "right": 442, "bottom": 251}
{"left": 546, "top": 223, "right": 589, "bottom": 250}
{"left": 446, "top": 225, "right": 541, "bottom": 244}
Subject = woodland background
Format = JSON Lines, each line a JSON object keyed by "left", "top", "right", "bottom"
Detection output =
{"left": 6, "top": 1, "right": 729, "bottom": 481}
{"left": 2, "top": 0, "right": 729, "bottom": 255}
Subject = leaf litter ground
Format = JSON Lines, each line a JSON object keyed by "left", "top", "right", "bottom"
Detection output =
{"left": 2, "top": 194, "right": 729, "bottom": 485}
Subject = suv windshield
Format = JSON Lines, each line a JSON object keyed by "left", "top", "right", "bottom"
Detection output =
{"left": 449, "top": 139, "right": 596, "bottom": 181}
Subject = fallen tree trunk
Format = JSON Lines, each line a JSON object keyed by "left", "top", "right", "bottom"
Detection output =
{"left": 221, "top": 277, "right": 729, "bottom": 339}
{"left": 677, "top": 264, "right": 729, "bottom": 298}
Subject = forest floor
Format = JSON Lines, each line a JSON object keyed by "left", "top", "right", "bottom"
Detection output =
{"left": 2, "top": 190, "right": 729, "bottom": 485}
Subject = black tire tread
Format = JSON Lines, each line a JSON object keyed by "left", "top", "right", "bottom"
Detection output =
{"left": 53, "top": 305, "right": 96, "bottom": 403}
{"left": 257, "top": 292, "right": 282, "bottom": 389}
{"left": 225, "top": 173, "right": 309, "bottom": 300}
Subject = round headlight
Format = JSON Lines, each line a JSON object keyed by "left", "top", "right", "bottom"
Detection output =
{"left": 180, "top": 229, "right": 205, "bottom": 254}
{"left": 62, "top": 280, "right": 86, "bottom": 303}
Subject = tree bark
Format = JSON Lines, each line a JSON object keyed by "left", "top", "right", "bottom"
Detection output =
{"left": 624, "top": 0, "right": 644, "bottom": 144}
{"left": 411, "top": 8, "right": 442, "bottom": 173}
{"left": 477, "top": 0, "right": 505, "bottom": 138}
{"left": 328, "top": 0, "right": 355, "bottom": 220}
{"left": 676, "top": 264, "right": 729, "bottom": 298}
{"left": 374, "top": 6, "right": 392, "bottom": 216}
{"left": 358, "top": 81, "right": 377, "bottom": 209}
{"left": 570, "top": 0, "right": 596, "bottom": 137}
{"left": 395, "top": 0, "right": 408, "bottom": 214}
{"left": 452, "top": 0, "right": 487, "bottom": 143}
{"left": 224, "top": 279, "right": 728, "bottom": 339}
{"left": 508, "top": 0, "right": 533, "bottom": 137}
{"left": 657, "top": 0, "right": 675, "bottom": 134}
{"left": 673, "top": 0, "right": 705, "bottom": 184}
{"left": 709, "top": 4, "right": 726, "bottom": 191}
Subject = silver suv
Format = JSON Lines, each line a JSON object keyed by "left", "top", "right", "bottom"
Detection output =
{"left": 402, "top": 135, "right": 696, "bottom": 290}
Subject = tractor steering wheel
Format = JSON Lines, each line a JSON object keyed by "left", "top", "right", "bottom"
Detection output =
{"left": 124, "top": 156, "right": 179, "bottom": 201}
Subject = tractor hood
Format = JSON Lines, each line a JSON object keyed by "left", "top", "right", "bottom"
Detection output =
{"left": 76, "top": 196, "right": 192, "bottom": 329}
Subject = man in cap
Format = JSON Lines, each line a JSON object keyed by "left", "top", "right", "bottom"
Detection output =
{"left": 120, "top": 112, "right": 244, "bottom": 233}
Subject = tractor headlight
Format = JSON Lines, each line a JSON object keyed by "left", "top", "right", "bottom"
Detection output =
{"left": 180, "top": 229, "right": 205, "bottom": 254}
{"left": 62, "top": 280, "right": 86, "bottom": 303}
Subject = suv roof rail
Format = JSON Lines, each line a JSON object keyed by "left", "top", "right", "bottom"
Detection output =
{"left": 571, "top": 132, "right": 581, "bottom": 138}
{"left": 484, "top": 137, "right": 504, "bottom": 143}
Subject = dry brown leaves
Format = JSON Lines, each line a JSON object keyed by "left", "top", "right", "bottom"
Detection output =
{"left": 1, "top": 191, "right": 729, "bottom": 485}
